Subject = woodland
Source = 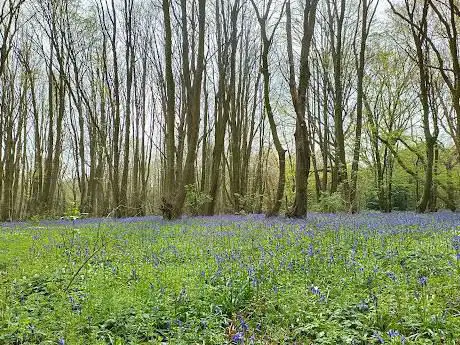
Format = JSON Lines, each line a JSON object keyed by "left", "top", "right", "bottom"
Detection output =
{"left": 0, "top": 0, "right": 460, "bottom": 221}
{"left": 3, "top": 2, "right": 460, "bottom": 343}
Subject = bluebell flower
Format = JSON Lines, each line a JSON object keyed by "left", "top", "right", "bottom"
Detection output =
{"left": 357, "top": 301, "right": 369, "bottom": 312}
{"left": 232, "top": 332, "right": 244, "bottom": 343}
{"left": 452, "top": 235, "right": 460, "bottom": 251}
{"left": 373, "top": 332, "right": 385, "bottom": 343}
{"left": 57, "top": 339, "right": 65, "bottom": 345}
{"left": 418, "top": 276, "right": 428, "bottom": 286}
{"left": 238, "top": 315, "right": 249, "bottom": 333}
{"left": 200, "top": 319, "right": 207, "bottom": 329}
{"left": 387, "top": 329, "right": 399, "bottom": 337}
{"left": 386, "top": 272, "right": 397, "bottom": 281}
{"left": 311, "top": 286, "right": 320, "bottom": 295}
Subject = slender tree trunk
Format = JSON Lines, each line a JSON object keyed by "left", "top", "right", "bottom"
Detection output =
{"left": 200, "top": 74, "right": 209, "bottom": 193}
{"left": 120, "top": 0, "right": 135, "bottom": 217}
{"left": 250, "top": 0, "right": 287, "bottom": 216}
{"left": 329, "top": 0, "right": 349, "bottom": 203}
{"left": 160, "top": 0, "right": 176, "bottom": 219}
{"left": 350, "top": 0, "right": 375, "bottom": 213}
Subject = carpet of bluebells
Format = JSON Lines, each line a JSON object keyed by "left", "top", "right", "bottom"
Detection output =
{"left": 1, "top": 212, "right": 460, "bottom": 344}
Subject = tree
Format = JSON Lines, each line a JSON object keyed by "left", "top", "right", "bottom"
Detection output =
{"left": 170, "top": 0, "right": 207, "bottom": 218}
{"left": 389, "top": 0, "right": 439, "bottom": 213}
{"left": 286, "top": 0, "right": 319, "bottom": 217}
{"left": 250, "top": 0, "right": 286, "bottom": 216}
{"left": 205, "top": 0, "right": 241, "bottom": 215}
{"left": 160, "top": 0, "right": 176, "bottom": 219}
{"left": 349, "top": 0, "right": 379, "bottom": 212}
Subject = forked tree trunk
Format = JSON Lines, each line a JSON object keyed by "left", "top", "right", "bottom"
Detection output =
{"left": 286, "top": 0, "right": 319, "bottom": 217}
{"left": 250, "top": 0, "right": 286, "bottom": 216}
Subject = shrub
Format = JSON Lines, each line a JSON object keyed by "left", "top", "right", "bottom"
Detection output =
{"left": 392, "top": 185, "right": 410, "bottom": 211}
{"left": 365, "top": 189, "right": 381, "bottom": 211}
{"left": 315, "top": 192, "right": 346, "bottom": 213}
{"left": 185, "top": 184, "right": 212, "bottom": 215}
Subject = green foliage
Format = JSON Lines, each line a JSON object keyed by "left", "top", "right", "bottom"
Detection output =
{"left": 2, "top": 215, "right": 460, "bottom": 344}
{"left": 365, "top": 189, "right": 381, "bottom": 211}
{"left": 314, "top": 192, "right": 346, "bottom": 213}
{"left": 363, "top": 186, "right": 410, "bottom": 211}
{"left": 185, "top": 184, "right": 212, "bottom": 215}
{"left": 392, "top": 185, "right": 410, "bottom": 211}
{"left": 235, "top": 193, "right": 264, "bottom": 214}
{"left": 29, "top": 214, "right": 45, "bottom": 224}
{"left": 64, "top": 202, "right": 82, "bottom": 219}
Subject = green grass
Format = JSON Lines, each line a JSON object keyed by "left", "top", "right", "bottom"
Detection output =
{"left": 1, "top": 213, "right": 460, "bottom": 344}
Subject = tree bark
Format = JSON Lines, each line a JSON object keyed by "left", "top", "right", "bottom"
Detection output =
{"left": 286, "top": 0, "right": 319, "bottom": 217}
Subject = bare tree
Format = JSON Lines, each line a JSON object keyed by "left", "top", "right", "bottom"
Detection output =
{"left": 170, "top": 0, "right": 207, "bottom": 218}
{"left": 160, "top": 0, "right": 176, "bottom": 219}
{"left": 349, "top": 0, "right": 379, "bottom": 212}
{"left": 250, "top": 0, "right": 287, "bottom": 216}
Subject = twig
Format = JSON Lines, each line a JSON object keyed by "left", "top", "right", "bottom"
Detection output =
{"left": 64, "top": 243, "right": 105, "bottom": 292}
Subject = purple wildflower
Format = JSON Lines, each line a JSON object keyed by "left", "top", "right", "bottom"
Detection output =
{"left": 418, "top": 276, "right": 428, "bottom": 286}
{"left": 374, "top": 332, "right": 385, "bottom": 344}
{"left": 452, "top": 235, "right": 460, "bottom": 251}
{"left": 387, "top": 329, "right": 399, "bottom": 337}
{"left": 311, "top": 286, "right": 320, "bottom": 295}
{"left": 232, "top": 332, "right": 244, "bottom": 344}
{"left": 238, "top": 315, "right": 249, "bottom": 333}
{"left": 386, "top": 272, "right": 397, "bottom": 281}
{"left": 357, "top": 301, "right": 369, "bottom": 312}
{"left": 200, "top": 319, "right": 207, "bottom": 329}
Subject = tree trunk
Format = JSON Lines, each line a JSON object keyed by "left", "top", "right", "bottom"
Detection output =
{"left": 170, "top": 0, "right": 206, "bottom": 218}
{"left": 251, "top": 0, "right": 286, "bottom": 216}
{"left": 205, "top": 0, "right": 240, "bottom": 215}
{"left": 286, "top": 0, "right": 319, "bottom": 217}
{"left": 161, "top": 0, "right": 176, "bottom": 219}
{"left": 350, "top": 0, "right": 374, "bottom": 213}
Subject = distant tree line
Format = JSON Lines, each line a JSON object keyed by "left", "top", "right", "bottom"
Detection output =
{"left": 0, "top": 0, "right": 459, "bottom": 221}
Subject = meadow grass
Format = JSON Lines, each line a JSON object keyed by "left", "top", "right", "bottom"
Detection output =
{"left": 1, "top": 212, "right": 460, "bottom": 344}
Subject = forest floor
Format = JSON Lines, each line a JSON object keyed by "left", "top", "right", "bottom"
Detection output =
{"left": 1, "top": 212, "right": 460, "bottom": 344}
